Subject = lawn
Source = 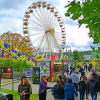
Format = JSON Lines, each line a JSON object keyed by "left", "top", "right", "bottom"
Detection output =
{"left": 0, "top": 88, "right": 38, "bottom": 100}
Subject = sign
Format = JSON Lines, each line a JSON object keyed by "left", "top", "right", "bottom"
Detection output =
{"left": 36, "top": 55, "right": 43, "bottom": 60}
{"left": 37, "top": 61, "right": 50, "bottom": 77}
{"left": 26, "top": 69, "right": 32, "bottom": 76}
{"left": 33, "top": 67, "right": 40, "bottom": 84}
{"left": 1, "top": 67, "right": 13, "bottom": 79}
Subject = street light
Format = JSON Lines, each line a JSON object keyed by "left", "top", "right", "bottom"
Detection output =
{"left": 66, "top": 46, "right": 72, "bottom": 70}
{"left": 66, "top": 46, "right": 71, "bottom": 60}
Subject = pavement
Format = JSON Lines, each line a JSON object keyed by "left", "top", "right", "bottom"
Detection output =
{"left": 0, "top": 71, "right": 100, "bottom": 100}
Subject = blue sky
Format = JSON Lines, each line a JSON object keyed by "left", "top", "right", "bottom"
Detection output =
{"left": 0, "top": 0, "right": 98, "bottom": 51}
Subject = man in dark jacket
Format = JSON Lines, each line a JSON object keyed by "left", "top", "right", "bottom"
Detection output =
{"left": 18, "top": 75, "right": 32, "bottom": 100}
{"left": 79, "top": 66, "right": 84, "bottom": 73}
{"left": 78, "top": 76, "right": 86, "bottom": 100}
{"left": 92, "top": 70, "right": 98, "bottom": 81}
{"left": 87, "top": 75, "right": 99, "bottom": 100}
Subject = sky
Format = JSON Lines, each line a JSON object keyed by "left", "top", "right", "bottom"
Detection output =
{"left": 0, "top": 0, "right": 98, "bottom": 52}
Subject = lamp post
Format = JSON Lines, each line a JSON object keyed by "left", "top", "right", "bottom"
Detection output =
{"left": 66, "top": 46, "right": 71, "bottom": 70}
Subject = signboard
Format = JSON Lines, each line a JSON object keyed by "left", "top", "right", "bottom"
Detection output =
{"left": 37, "top": 61, "right": 50, "bottom": 77}
{"left": 0, "top": 67, "right": 13, "bottom": 79}
{"left": 33, "top": 67, "right": 40, "bottom": 84}
{"left": 26, "top": 69, "right": 32, "bottom": 76}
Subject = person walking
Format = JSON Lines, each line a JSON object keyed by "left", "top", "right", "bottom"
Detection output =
{"left": 58, "top": 76, "right": 65, "bottom": 100}
{"left": 78, "top": 76, "right": 86, "bottom": 100}
{"left": 80, "top": 72, "right": 87, "bottom": 81}
{"left": 63, "top": 73, "right": 67, "bottom": 83}
{"left": 64, "top": 78, "right": 78, "bottom": 100}
{"left": 70, "top": 70, "right": 79, "bottom": 90}
{"left": 52, "top": 80, "right": 64, "bottom": 100}
{"left": 58, "top": 76, "right": 65, "bottom": 87}
{"left": 75, "top": 66, "right": 79, "bottom": 75}
{"left": 91, "top": 69, "right": 98, "bottom": 81}
{"left": 87, "top": 75, "right": 99, "bottom": 100}
{"left": 79, "top": 66, "right": 84, "bottom": 73}
{"left": 39, "top": 75, "right": 52, "bottom": 100}
{"left": 18, "top": 75, "right": 32, "bottom": 100}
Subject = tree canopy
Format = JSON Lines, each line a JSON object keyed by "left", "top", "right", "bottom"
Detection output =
{"left": 72, "top": 49, "right": 80, "bottom": 60}
{"left": 0, "top": 58, "right": 32, "bottom": 72}
{"left": 0, "top": 32, "right": 33, "bottom": 57}
{"left": 65, "top": 0, "right": 100, "bottom": 57}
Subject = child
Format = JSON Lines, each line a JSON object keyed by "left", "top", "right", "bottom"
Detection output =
{"left": 52, "top": 80, "right": 64, "bottom": 100}
{"left": 78, "top": 76, "right": 86, "bottom": 100}
{"left": 64, "top": 78, "right": 78, "bottom": 100}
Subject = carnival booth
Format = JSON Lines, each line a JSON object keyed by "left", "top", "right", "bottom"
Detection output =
{"left": 53, "top": 62, "right": 64, "bottom": 81}
{"left": 35, "top": 60, "right": 54, "bottom": 82}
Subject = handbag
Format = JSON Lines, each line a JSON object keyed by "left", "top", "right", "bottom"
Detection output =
{"left": 51, "top": 88, "right": 54, "bottom": 96}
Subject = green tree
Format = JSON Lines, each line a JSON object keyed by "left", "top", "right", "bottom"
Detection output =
{"left": 0, "top": 58, "right": 32, "bottom": 72}
{"left": 72, "top": 50, "right": 80, "bottom": 60}
{"left": 65, "top": 0, "right": 100, "bottom": 55}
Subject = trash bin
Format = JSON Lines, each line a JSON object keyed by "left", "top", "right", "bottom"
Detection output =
{"left": 0, "top": 92, "right": 13, "bottom": 100}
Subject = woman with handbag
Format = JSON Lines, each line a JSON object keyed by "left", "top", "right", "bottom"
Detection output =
{"left": 52, "top": 80, "right": 64, "bottom": 100}
{"left": 38, "top": 75, "right": 52, "bottom": 100}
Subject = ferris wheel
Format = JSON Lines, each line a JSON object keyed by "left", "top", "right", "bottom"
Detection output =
{"left": 23, "top": 1, "right": 66, "bottom": 55}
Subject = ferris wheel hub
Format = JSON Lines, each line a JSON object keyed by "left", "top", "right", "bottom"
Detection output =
{"left": 50, "top": 27, "right": 55, "bottom": 35}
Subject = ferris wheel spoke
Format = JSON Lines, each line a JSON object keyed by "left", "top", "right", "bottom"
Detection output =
{"left": 53, "top": 20, "right": 59, "bottom": 28}
{"left": 54, "top": 33, "right": 62, "bottom": 37}
{"left": 38, "top": 34, "right": 46, "bottom": 48}
{"left": 54, "top": 24, "right": 61, "bottom": 29}
{"left": 35, "top": 9, "right": 47, "bottom": 28}
{"left": 51, "top": 12, "right": 58, "bottom": 27}
{"left": 28, "top": 19, "right": 45, "bottom": 28}
{"left": 31, "top": 13, "right": 46, "bottom": 27}
{"left": 46, "top": 8, "right": 52, "bottom": 28}
{"left": 28, "top": 27, "right": 44, "bottom": 30}
{"left": 31, "top": 34, "right": 44, "bottom": 43}
{"left": 40, "top": 7, "right": 49, "bottom": 27}
{"left": 53, "top": 35, "right": 60, "bottom": 49}
{"left": 28, "top": 33, "right": 43, "bottom": 36}
{"left": 54, "top": 34, "right": 62, "bottom": 41}
{"left": 43, "top": 7, "right": 49, "bottom": 28}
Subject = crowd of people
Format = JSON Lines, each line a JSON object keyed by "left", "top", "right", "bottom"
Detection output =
{"left": 38, "top": 64, "right": 100, "bottom": 100}
{"left": 18, "top": 64, "right": 100, "bottom": 100}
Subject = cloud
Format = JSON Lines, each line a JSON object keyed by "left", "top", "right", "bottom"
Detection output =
{"left": 0, "top": 17, "right": 23, "bottom": 35}
{"left": 0, "top": 0, "right": 99, "bottom": 52}
{"left": 0, "top": 0, "right": 28, "bottom": 11}
{"left": 64, "top": 18, "right": 78, "bottom": 26}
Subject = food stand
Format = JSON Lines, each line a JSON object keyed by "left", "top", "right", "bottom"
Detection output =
{"left": 35, "top": 61, "right": 54, "bottom": 82}
{"left": 53, "top": 61, "right": 66, "bottom": 81}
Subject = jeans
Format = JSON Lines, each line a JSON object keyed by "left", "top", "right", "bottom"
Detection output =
{"left": 73, "top": 83, "right": 78, "bottom": 91}
{"left": 54, "top": 98, "right": 63, "bottom": 100}
{"left": 91, "top": 93, "right": 97, "bottom": 100}
{"left": 80, "top": 93, "right": 84, "bottom": 100}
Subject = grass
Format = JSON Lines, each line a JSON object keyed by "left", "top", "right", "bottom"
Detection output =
{"left": 0, "top": 88, "right": 38, "bottom": 100}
